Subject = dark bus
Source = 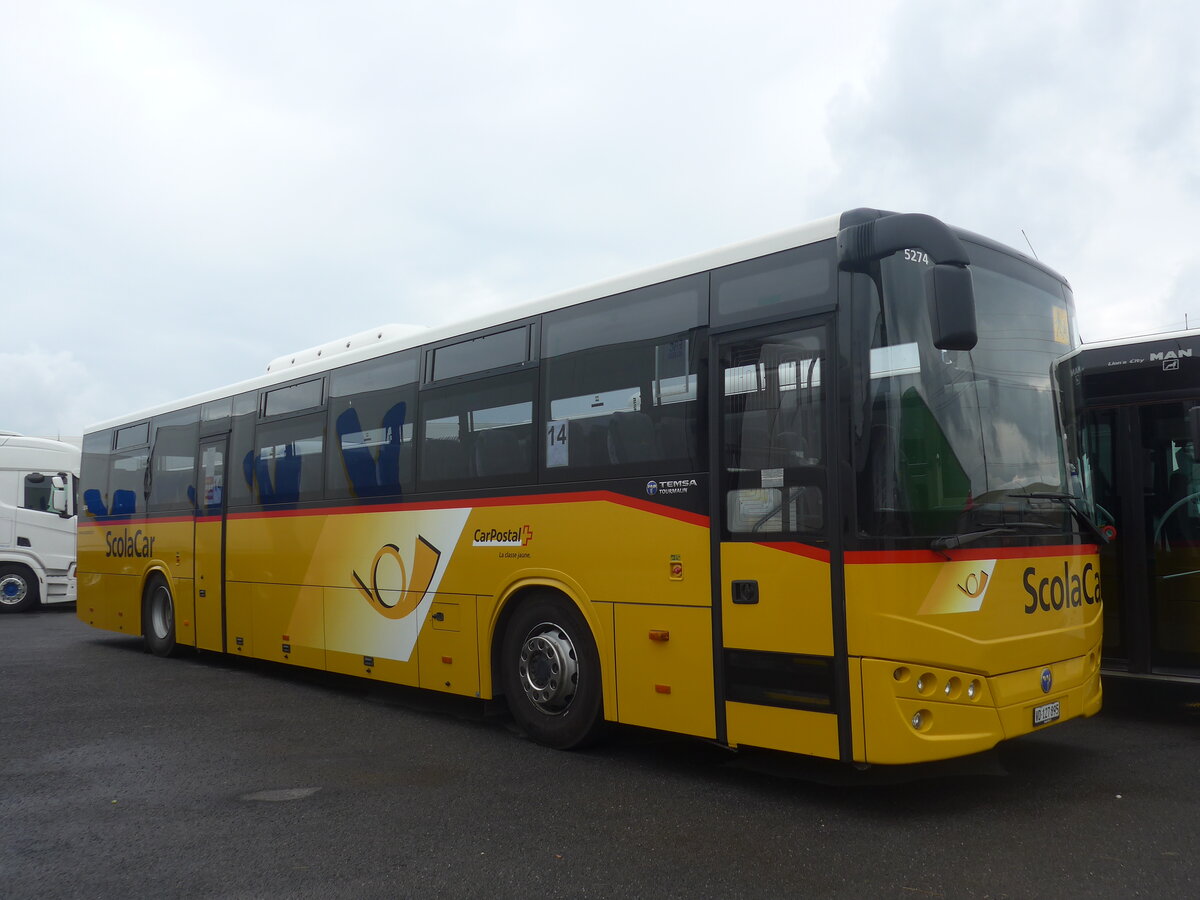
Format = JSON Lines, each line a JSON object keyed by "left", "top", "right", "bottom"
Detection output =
{"left": 1057, "top": 330, "right": 1200, "bottom": 678}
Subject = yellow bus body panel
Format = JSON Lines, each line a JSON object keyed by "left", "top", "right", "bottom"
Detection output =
{"left": 720, "top": 542, "right": 833, "bottom": 656}
{"left": 725, "top": 703, "right": 840, "bottom": 759}
{"left": 80, "top": 494, "right": 714, "bottom": 732}
{"left": 846, "top": 549, "right": 1103, "bottom": 764}
{"left": 77, "top": 518, "right": 195, "bottom": 642}
{"left": 614, "top": 603, "right": 716, "bottom": 739}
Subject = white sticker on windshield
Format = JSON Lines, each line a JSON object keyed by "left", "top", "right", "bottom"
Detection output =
{"left": 870, "top": 343, "right": 920, "bottom": 380}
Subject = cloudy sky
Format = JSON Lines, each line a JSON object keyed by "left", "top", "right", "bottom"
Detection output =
{"left": 3, "top": 0, "right": 1198, "bottom": 440}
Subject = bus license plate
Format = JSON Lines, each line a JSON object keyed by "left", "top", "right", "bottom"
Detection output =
{"left": 1032, "top": 700, "right": 1061, "bottom": 727}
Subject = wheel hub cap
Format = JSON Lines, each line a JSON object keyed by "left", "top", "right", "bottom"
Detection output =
{"left": 0, "top": 575, "right": 27, "bottom": 605}
{"left": 517, "top": 624, "right": 579, "bottom": 715}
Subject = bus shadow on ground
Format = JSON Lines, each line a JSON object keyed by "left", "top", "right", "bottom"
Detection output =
{"left": 84, "top": 630, "right": 1107, "bottom": 805}
{"left": 1099, "top": 675, "right": 1200, "bottom": 724}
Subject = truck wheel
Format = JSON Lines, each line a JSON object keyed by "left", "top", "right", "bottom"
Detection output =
{"left": 0, "top": 565, "right": 38, "bottom": 613}
{"left": 500, "top": 593, "right": 604, "bottom": 749}
{"left": 143, "top": 575, "right": 178, "bottom": 657}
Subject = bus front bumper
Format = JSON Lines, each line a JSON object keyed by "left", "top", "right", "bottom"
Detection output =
{"left": 857, "top": 644, "right": 1103, "bottom": 765}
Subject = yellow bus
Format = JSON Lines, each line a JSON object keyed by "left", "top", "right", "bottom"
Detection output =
{"left": 77, "top": 209, "right": 1102, "bottom": 764}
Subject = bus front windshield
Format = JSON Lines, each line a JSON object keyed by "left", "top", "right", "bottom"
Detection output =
{"left": 854, "top": 241, "right": 1080, "bottom": 544}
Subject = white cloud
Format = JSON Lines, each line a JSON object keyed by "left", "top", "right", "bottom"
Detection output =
{"left": 0, "top": 345, "right": 116, "bottom": 437}
{"left": 1, "top": 0, "right": 1198, "bottom": 435}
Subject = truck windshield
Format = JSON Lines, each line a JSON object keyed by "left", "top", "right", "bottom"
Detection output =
{"left": 853, "top": 241, "right": 1080, "bottom": 542}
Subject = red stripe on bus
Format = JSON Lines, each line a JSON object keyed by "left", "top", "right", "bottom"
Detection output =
{"left": 843, "top": 544, "right": 1098, "bottom": 565}
{"left": 78, "top": 515, "right": 195, "bottom": 528}
{"left": 752, "top": 541, "right": 831, "bottom": 563}
{"left": 205, "top": 491, "right": 713, "bottom": 529}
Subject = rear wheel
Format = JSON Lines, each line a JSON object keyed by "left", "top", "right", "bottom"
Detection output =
{"left": 0, "top": 565, "right": 38, "bottom": 613}
{"left": 143, "top": 576, "right": 178, "bottom": 657}
{"left": 500, "top": 593, "right": 604, "bottom": 749}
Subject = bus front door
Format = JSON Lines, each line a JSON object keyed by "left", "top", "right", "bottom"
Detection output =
{"left": 194, "top": 436, "right": 229, "bottom": 652}
{"left": 1094, "top": 401, "right": 1200, "bottom": 675}
{"left": 714, "top": 321, "right": 843, "bottom": 760}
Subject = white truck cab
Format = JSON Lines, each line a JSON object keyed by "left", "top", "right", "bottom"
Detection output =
{"left": 0, "top": 432, "right": 80, "bottom": 612}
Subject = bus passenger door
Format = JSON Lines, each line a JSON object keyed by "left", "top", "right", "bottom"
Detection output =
{"left": 1133, "top": 401, "right": 1200, "bottom": 673}
{"left": 714, "top": 321, "right": 842, "bottom": 760}
{"left": 194, "top": 436, "right": 228, "bottom": 652}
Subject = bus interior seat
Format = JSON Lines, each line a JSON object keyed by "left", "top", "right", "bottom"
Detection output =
{"left": 733, "top": 409, "right": 772, "bottom": 470}
{"left": 254, "top": 454, "right": 275, "bottom": 504}
{"left": 566, "top": 419, "right": 594, "bottom": 467}
{"left": 273, "top": 444, "right": 302, "bottom": 503}
{"left": 83, "top": 489, "right": 108, "bottom": 517}
{"left": 608, "top": 411, "right": 656, "bottom": 464}
{"left": 110, "top": 489, "right": 137, "bottom": 516}
{"left": 422, "top": 438, "right": 469, "bottom": 482}
{"left": 774, "top": 431, "right": 808, "bottom": 466}
{"left": 655, "top": 413, "right": 689, "bottom": 461}
{"left": 475, "top": 429, "right": 526, "bottom": 477}
{"left": 335, "top": 407, "right": 379, "bottom": 496}
{"left": 377, "top": 402, "right": 408, "bottom": 491}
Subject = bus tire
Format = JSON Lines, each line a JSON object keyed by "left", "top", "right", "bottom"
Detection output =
{"left": 143, "top": 575, "right": 178, "bottom": 658}
{"left": 500, "top": 593, "right": 605, "bottom": 750}
{"left": 0, "top": 564, "right": 38, "bottom": 613}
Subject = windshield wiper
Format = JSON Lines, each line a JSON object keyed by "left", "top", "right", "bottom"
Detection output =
{"left": 931, "top": 527, "right": 1018, "bottom": 553}
{"left": 1009, "top": 491, "right": 1111, "bottom": 544}
{"left": 929, "top": 522, "right": 1054, "bottom": 554}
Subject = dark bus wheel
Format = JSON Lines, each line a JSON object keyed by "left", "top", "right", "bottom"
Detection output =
{"left": 143, "top": 576, "right": 178, "bottom": 658}
{"left": 500, "top": 593, "right": 604, "bottom": 750}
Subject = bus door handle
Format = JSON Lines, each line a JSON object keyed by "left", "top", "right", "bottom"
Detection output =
{"left": 732, "top": 580, "right": 759, "bottom": 605}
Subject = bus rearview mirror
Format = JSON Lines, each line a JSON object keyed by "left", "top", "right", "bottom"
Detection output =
{"left": 927, "top": 264, "right": 977, "bottom": 351}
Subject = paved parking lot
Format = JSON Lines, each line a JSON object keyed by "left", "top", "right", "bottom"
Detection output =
{"left": 3, "top": 607, "right": 1199, "bottom": 899}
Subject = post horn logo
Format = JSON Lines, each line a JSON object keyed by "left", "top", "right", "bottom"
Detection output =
{"left": 352, "top": 536, "right": 442, "bottom": 620}
{"left": 957, "top": 570, "right": 989, "bottom": 599}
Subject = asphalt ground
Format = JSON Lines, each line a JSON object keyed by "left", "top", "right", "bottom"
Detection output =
{"left": 3, "top": 606, "right": 1199, "bottom": 899}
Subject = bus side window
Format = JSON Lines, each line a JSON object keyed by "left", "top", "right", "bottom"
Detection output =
{"left": 251, "top": 415, "right": 325, "bottom": 507}
{"left": 541, "top": 274, "right": 707, "bottom": 480}
{"left": 327, "top": 351, "right": 418, "bottom": 501}
{"left": 418, "top": 370, "right": 536, "bottom": 489}
{"left": 80, "top": 430, "right": 112, "bottom": 519}
{"left": 107, "top": 449, "right": 148, "bottom": 518}
{"left": 148, "top": 407, "right": 199, "bottom": 513}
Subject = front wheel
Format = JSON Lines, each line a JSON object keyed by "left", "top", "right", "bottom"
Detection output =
{"left": 500, "top": 593, "right": 604, "bottom": 750}
{"left": 143, "top": 576, "right": 178, "bottom": 657}
{"left": 0, "top": 566, "right": 38, "bottom": 619}
{"left": 0, "top": 565, "right": 38, "bottom": 613}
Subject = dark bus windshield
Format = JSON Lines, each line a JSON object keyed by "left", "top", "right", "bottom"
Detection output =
{"left": 853, "top": 241, "right": 1079, "bottom": 542}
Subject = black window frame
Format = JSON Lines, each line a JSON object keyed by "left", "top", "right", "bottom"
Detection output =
{"left": 422, "top": 319, "right": 539, "bottom": 387}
